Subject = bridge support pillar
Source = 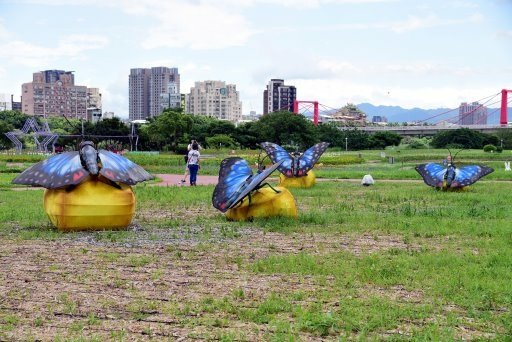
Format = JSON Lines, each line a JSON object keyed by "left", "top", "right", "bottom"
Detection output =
{"left": 293, "top": 100, "right": 320, "bottom": 126}
{"left": 501, "top": 89, "right": 511, "bottom": 126}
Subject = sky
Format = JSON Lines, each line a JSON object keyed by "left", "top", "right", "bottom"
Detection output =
{"left": 0, "top": 0, "right": 511, "bottom": 118}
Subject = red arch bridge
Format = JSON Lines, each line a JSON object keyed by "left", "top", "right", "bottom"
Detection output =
{"left": 291, "top": 89, "right": 512, "bottom": 132}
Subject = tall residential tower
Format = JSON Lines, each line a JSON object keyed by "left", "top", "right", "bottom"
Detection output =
{"left": 21, "top": 70, "right": 99, "bottom": 119}
{"left": 459, "top": 102, "right": 487, "bottom": 125}
{"left": 263, "top": 79, "right": 296, "bottom": 115}
{"left": 129, "top": 67, "right": 180, "bottom": 120}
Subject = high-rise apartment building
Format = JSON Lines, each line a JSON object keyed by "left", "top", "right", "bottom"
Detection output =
{"left": 0, "top": 93, "right": 12, "bottom": 111}
{"left": 160, "top": 82, "right": 181, "bottom": 112}
{"left": 186, "top": 80, "right": 242, "bottom": 122}
{"left": 459, "top": 102, "right": 487, "bottom": 125}
{"left": 263, "top": 79, "right": 296, "bottom": 115}
{"left": 128, "top": 67, "right": 180, "bottom": 120}
{"left": 87, "top": 88, "right": 102, "bottom": 110}
{"left": 21, "top": 70, "right": 99, "bottom": 119}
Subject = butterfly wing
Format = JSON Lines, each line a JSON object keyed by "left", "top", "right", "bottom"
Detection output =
{"left": 297, "top": 142, "right": 330, "bottom": 177}
{"left": 11, "top": 152, "right": 89, "bottom": 188}
{"left": 98, "top": 150, "right": 154, "bottom": 185}
{"left": 452, "top": 165, "right": 494, "bottom": 188}
{"left": 260, "top": 142, "right": 293, "bottom": 177}
{"left": 227, "top": 159, "right": 284, "bottom": 210}
{"left": 212, "top": 157, "right": 253, "bottom": 212}
{"left": 415, "top": 163, "right": 447, "bottom": 188}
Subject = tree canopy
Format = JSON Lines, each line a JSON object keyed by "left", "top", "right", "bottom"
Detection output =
{"left": 251, "top": 111, "right": 318, "bottom": 149}
{"left": 3, "top": 108, "right": 508, "bottom": 153}
{"left": 430, "top": 128, "right": 496, "bottom": 149}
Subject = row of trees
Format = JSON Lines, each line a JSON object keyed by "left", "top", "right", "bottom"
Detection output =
{"left": 137, "top": 109, "right": 404, "bottom": 152}
{"left": 1, "top": 109, "right": 511, "bottom": 152}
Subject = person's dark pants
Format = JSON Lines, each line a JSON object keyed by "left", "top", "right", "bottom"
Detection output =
{"left": 188, "top": 164, "right": 199, "bottom": 185}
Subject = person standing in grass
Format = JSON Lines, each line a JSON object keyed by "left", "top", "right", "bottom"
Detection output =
{"left": 181, "top": 139, "right": 201, "bottom": 184}
{"left": 187, "top": 142, "right": 200, "bottom": 186}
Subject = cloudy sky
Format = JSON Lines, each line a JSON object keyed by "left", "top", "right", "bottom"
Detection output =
{"left": 0, "top": 0, "right": 511, "bottom": 118}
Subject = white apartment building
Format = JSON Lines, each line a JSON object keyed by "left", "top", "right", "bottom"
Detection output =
{"left": 187, "top": 81, "right": 242, "bottom": 122}
{"left": 0, "top": 93, "right": 12, "bottom": 111}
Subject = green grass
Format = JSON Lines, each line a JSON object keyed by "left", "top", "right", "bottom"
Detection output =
{"left": 1, "top": 148, "right": 511, "bottom": 339}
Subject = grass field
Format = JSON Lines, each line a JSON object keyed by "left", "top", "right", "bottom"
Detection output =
{"left": 0, "top": 150, "right": 511, "bottom": 340}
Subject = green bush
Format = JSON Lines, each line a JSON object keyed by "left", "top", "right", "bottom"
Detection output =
{"left": 483, "top": 144, "right": 497, "bottom": 153}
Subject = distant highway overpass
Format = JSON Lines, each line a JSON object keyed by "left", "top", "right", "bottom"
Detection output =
{"left": 340, "top": 124, "right": 511, "bottom": 136}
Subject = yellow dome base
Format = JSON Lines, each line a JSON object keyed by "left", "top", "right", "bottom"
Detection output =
{"left": 44, "top": 177, "right": 135, "bottom": 232}
{"left": 225, "top": 186, "right": 297, "bottom": 221}
{"left": 279, "top": 170, "right": 316, "bottom": 188}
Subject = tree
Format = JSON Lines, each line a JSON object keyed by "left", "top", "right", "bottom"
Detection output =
{"left": 188, "top": 115, "right": 218, "bottom": 145}
{"left": 233, "top": 121, "right": 260, "bottom": 149}
{"left": 252, "top": 111, "right": 318, "bottom": 149}
{"left": 340, "top": 128, "right": 372, "bottom": 150}
{"left": 431, "top": 128, "right": 491, "bottom": 149}
{"left": 145, "top": 108, "right": 193, "bottom": 151}
{"left": 368, "top": 131, "right": 402, "bottom": 149}
{"left": 495, "top": 128, "right": 512, "bottom": 149}
{"left": 0, "top": 110, "right": 28, "bottom": 129}
{"left": 316, "top": 122, "right": 346, "bottom": 147}
{"left": 0, "top": 120, "right": 14, "bottom": 149}
{"left": 206, "top": 134, "right": 237, "bottom": 149}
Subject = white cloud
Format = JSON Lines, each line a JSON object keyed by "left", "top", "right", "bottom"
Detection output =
{"left": 390, "top": 13, "right": 483, "bottom": 33}
{"left": 444, "top": 0, "right": 479, "bottom": 9}
{"left": 0, "top": 34, "right": 109, "bottom": 67}
{"left": 0, "top": 19, "right": 8, "bottom": 40}
{"left": 496, "top": 30, "right": 512, "bottom": 39}
{"left": 317, "top": 59, "right": 360, "bottom": 74}
{"left": 289, "top": 77, "right": 500, "bottom": 109}
{"left": 137, "top": 3, "right": 254, "bottom": 49}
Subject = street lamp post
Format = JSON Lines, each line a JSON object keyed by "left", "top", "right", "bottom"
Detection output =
{"left": 345, "top": 137, "right": 348, "bottom": 151}
{"left": 501, "top": 139, "right": 503, "bottom": 148}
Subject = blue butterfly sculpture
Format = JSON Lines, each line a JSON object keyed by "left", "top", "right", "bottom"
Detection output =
{"left": 415, "top": 161, "right": 493, "bottom": 189}
{"left": 12, "top": 141, "right": 153, "bottom": 189}
{"left": 212, "top": 157, "right": 283, "bottom": 213}
{"left": 260, "top": 142, "right": 329, "bottom": 177}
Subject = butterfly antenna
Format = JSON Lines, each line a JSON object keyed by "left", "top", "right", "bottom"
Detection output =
{"left": 62, "top": 114, "right": 81, "bottom": 134}
{"left": 452, "top": 148, "right": 465, "bottom": 163}
{"left": 257, "top": 149, "right": 270, "bottom": 172}
{"left": 260, "top": 182, "right": 281, "bottom": 194}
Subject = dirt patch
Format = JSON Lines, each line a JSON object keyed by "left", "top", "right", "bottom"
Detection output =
{"left": 0, "top": 231, "right": 495, "bottom": 340}
{"left": 6, "top": 162, "right": 24, "bottom": 168}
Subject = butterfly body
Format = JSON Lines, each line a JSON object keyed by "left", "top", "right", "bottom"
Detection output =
{"left": 80, "top": 141, "right": 100, "bottom": 176}
{"left": 415, "top": 162, "right": 493, "bottom": 189}
{"left": 261, "top": 142, "right": 329, "bottom": 178}
{"left": 212, "top": 157, "right": 283, "bottom": 213}
{"left": 12, "top": 141, "right": 153, "bottom": 189}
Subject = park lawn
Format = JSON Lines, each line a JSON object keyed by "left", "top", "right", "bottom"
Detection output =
{"left": 0, "top": 174, "right": 511, "bottom": 340}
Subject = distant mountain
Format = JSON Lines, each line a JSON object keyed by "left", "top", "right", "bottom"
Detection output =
{"left": 354, "top": 103, "right": 506, "bottom": 124}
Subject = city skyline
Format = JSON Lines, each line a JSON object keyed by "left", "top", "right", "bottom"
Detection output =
{"left": 0, "top": 0, "right": 511, "bottom": 118}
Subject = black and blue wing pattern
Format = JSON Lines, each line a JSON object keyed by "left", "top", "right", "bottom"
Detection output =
{"left": 11, "top": 151, "right": 89, "bottom": 188}
{"left": 98, "top": 150, "right": 154, "bottom": 185}
{"left": 453, "top": 165, "right": 494, "bottom": 187}
{"left": 261, "top": 142, "right": 329, "bottom": 177}
{"left": 212, "top": 157, "right": 282, "bottom": 213}
{"left": 297, "top": 142, "right": 329, "bottom": 177}
{"left": 415, "top": 163, "right": 446, "bottom": 188}
{"left": 212, "top": 158, "right": 254, "bottom": 212}
{"left": 415, "top": 163, "right": 494, "bottom": 188}
{"left": 260, "top": 142, "right": 293, "bottom": 177}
